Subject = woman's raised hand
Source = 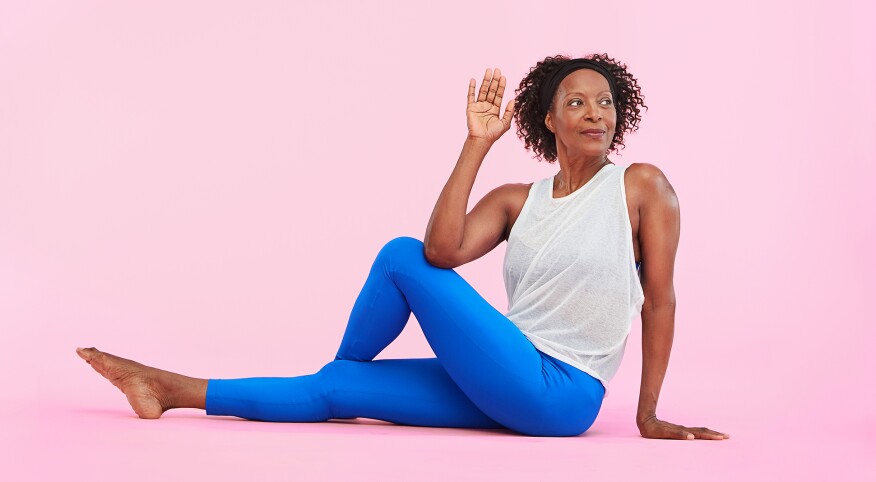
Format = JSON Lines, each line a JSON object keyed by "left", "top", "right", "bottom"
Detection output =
{"left": 467, "top": 68, "right": 515, "bottom": 144}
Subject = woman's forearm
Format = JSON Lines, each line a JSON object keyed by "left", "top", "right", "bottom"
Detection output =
{"left": 423, "top": 136, "right": 493, "bottom": 260}
{"left": 636, "top": 303, "right": 676, "bottom": 426}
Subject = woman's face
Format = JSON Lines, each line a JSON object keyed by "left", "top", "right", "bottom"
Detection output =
{"left": 545, "top": 68, "right": 617, "bottom": 159}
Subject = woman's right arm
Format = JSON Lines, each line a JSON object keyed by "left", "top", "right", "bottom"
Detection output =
{"left": 423, "top": 68, "right": 516, "bottom": 268}
{"left": 423, "top": 137, "right": 508, "bottom": 268}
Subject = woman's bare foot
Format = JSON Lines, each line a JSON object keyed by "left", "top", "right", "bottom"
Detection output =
{"left": 75, "top": 347, "right": 178, "bottom": 419}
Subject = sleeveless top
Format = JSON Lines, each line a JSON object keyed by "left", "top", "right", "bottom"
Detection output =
{"left": 502, "top": 163, "right": 644, "bottom": 399}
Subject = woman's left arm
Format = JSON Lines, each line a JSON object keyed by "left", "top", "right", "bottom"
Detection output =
{"left": 633, "top": 163, "right": 729, "bottom": 441}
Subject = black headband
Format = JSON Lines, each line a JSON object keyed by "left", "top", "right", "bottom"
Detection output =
{"left": 538, "top": 58, "right": 618, "bottom": 117}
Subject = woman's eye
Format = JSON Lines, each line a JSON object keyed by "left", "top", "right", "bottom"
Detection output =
{"left": 570, "top": 99, "right": 613, "bottom": 106}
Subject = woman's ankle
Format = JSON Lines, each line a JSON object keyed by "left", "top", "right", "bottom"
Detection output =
{"left": 157, "top": 370, "right": 208, "bottom": 410}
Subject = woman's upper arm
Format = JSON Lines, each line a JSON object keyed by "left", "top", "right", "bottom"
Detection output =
{"left": 633, "top": 163, "right": 681, "bottom": 308}
{"left": 427, "top": 183, "right": 512, "bottom": 269}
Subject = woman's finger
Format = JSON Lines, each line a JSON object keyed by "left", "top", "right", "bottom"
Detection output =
{"left": 468, "top": 78, "right": 476, "bottom": 106}
{"left": 485, "top": 68, "right": 501, "bottom": 104}
{"left": 502, "top": 99, "right": 515, "bottom": 128}
{"left": 650, "top": 427, "right": 693, "bottom": 440}
{"left": 696, "top": 426, "right": 727, "bottom": 437}
{"left": 477, "top": 68, "right": 492, "bottom": 102}
{"left": 690, "top": 427, "right": 729, "bottom": 439}
{"left": 493, "top": 73, "right": 507, "bottom": 106}
{"left": 496, "top": 71, "right": 507, "bottom": 106}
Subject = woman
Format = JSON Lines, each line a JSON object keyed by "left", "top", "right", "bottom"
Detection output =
{"left": 76, "top": 53, "right": 728, "bottom": 440}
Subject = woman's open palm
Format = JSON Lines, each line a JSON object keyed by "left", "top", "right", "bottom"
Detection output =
{"left": 467, "top": 68, "right": 515, "bottom": 144}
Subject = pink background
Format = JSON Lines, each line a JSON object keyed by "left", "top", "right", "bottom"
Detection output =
{"left": 2, "top": 0, "right": 874, "bottom": 480}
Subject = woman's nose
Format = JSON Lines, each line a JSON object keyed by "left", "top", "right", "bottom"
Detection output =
{"left": 583, "top": 100, "right": 602, "bottom": 121}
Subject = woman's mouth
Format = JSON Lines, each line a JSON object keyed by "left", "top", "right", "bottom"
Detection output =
{"left": 581, "top": 129, "right": 605, "bottom": 139}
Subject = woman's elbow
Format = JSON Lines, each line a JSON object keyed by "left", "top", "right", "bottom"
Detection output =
{"left": 424, "top": 248, "right": 459, "bottom": 269}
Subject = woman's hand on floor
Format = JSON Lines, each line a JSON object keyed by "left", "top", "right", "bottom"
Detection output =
{"left": 637, "top": 414, "right": 729, "bottom": 440}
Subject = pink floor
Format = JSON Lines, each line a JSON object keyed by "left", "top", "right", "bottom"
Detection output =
{"left": 4, "top": 393, "right": 872, "bottom": 481}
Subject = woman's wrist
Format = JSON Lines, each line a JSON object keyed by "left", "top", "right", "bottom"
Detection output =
{"left": 464, "top": 135, "right": 494, "bottom": 149}
{"left": 636, "top": 412, "right": 657, "bottom": 427}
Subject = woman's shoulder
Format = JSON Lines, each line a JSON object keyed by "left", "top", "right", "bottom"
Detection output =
{"left": 624, "top": 162, "right": 668, "bottom": 183}
{"left": 624, "top": 162, "right": 677, "bottom": 209}
{"left": 505, "top": 181, "right": 537, "bottom": 204}
{"left": 494, "top": 181, "right": 537, "bottom": 201}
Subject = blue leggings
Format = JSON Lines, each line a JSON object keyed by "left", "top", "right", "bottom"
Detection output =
{"left": 205, "top": 236, "right": 605, "bottom": 436}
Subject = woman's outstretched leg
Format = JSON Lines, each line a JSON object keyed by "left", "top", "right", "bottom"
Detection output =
{"left": 206, "top": 357, "right": 504, "bottom": 429}
{"left": 74, "top": 346, "right": 503, "bottom": 429}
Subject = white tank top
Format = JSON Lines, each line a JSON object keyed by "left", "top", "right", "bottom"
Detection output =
{"left": 503, "top": 163, "right": 644, "bottom": 399}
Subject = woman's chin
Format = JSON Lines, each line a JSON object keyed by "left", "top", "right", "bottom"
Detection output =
{"left": 576, "top": 145, "right": 609, "bottom": 156}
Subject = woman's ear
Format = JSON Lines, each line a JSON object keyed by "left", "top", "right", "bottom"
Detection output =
{"left": 544, "top": 112, "right": 554, "bottom": 134}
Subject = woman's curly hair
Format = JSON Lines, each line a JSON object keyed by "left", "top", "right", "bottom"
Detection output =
{"left": 513, "top": 53, "right": 647, "bottom": 163}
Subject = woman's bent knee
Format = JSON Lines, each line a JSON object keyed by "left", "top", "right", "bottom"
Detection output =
{"left": 375, "top": 236, "right": 428, "bottom": 269}
{"left": 379, "top": 236, "right": 424, "bottom": 255}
